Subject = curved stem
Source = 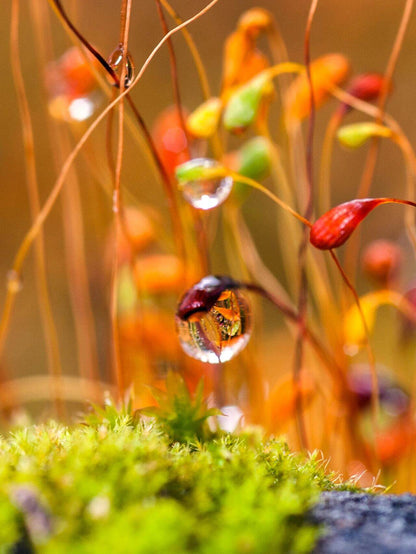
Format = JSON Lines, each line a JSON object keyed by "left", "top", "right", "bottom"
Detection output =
{"left": 160, "top": 0, "right": 211, "bottom": 100}
{"left": 110, "top": 0, "right": 132, "bottom": 401}
{"left": 240, "top": 282, "right": 345, "bottom": 384}
{"left": 10, "top": 0, "right": 64, "bottom": 414}
{"left": 291, "top": 0, "right": 319, "bottom": 451}
{"left": 228, "top": 172, "right": 312, "bottom": 227}
{"left": 329, "top": 251, "right": 379, "bottom": 436}
{"left": 49, "top": 0, "right": 186, "bottom": 260}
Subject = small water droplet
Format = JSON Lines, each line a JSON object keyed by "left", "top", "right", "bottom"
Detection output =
{"left": 180, "top": 158, "right": 233, "bottom": 210}
{"left": 107, "top": 45, "right": 135, "bottom": 88}
{"left": 6, "top": 270, "right": 23, "bottom": 294}
{"left": 176, "top": 286, "right": 252, "bottom": 363}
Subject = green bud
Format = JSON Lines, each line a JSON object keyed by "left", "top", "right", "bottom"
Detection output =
{"left": 175, "top": 158, "right": 227, "bottom": 184}
{"left": 187, "top": 97, "right": 222, "bottom": 138}
{"left": 223, "top": 73, "right": 273, "bottom": 132}
{"left": 237, "top": 137, "right": 272, "bottom": 181}
{"left": 337, "top": 122, "right": 393, "bottom": 149}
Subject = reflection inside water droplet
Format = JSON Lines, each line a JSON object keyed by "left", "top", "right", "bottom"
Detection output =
{"left": 180, "top": 158, "right": 233, "bottom": 210}
{"left": 107, "top": 46, "right": 135, "bottom": 88}
{"left": 176, "top": 288, "right": 252, "bottom": 363}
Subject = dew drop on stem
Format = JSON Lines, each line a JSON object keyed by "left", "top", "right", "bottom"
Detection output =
{"left": 175, "top": 276, "right": 252, "bottom": 363}
{"left": 107, "top": 45, "right": 135, "bottom": 88}
{"left": 178, "top": 159, "right": 233, "bottom": 210}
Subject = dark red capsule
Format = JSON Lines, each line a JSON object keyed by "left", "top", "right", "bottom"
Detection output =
{"left": 310, "top": 199, "right": 383, "bottom": 250}
{"left": 176, "top": 275, "right": 240, "bottom": 320}
{"left": 337, "top": 73, "right": 389, "bottom": 117}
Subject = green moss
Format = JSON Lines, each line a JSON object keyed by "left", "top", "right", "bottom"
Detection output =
{"left": 0, "top": 415, "right": 351, "bottom": 553}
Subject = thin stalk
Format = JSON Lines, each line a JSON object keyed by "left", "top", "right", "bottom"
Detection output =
{"left": 292, "top": 0, "right": 319, "bottom": 451}
{"left": 111, "top": 0, "right": 132, "bottom": 401}
{"left": 319, "top": 111, "right": 342, "bottom": 214}
{"left": 30, "top": 0, "right": 100, "bottom": 399}
{"left": 155, "top": 0, "right": 210, "bottom": 274}
{"left": 155, "top": 0, "right": 189, "bottom": 146}
{"left": 228, "top": 172, "right": 311, "bottom": 227}
{"left": 346, "top": 0, "right": 414, "bottom": 283}
{"left": 329, "top": 251, "right": 379, "bottom": 438}
{"left": 240, "top": 282, "right": 346, "bottom": 384}
{"left": 10, "top": 0, "right": 64, "bottom": 415}
{"left": 357, "top": 0, "right": 413, "bottom": 200}
{"left": 160, "top": 0, "right": 211, "bottom": 100}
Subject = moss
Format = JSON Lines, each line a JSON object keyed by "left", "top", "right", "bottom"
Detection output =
{"left": 0, "top": 415, "right": 353, "bottom": 553}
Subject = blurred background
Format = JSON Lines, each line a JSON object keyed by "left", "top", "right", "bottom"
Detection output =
{"left": 1, "top": 0, "right": 416, "bottom": 418}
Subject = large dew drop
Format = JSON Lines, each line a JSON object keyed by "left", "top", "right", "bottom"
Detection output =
{"left": 179, "top": 159, "right": 233, "bottom": 210}
{"left": 107, "top": 46, "right": 135, "bottom": 88}
{"left": 176, "top": 277, "right": 252, "bottom": 363}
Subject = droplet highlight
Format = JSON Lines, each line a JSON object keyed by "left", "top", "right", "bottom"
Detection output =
{"left": 178, "top": 158, "right": 233, "bottom": 210}
{"left": 176, "top": 278, "right": 252, "bottom": 363}
{"left": 107, "top": 46, "right": 135, "bottom": 88}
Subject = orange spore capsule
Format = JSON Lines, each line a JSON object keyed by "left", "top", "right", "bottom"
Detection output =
{"left": 151, "top": 106, "right": 191, "bottom": 179}
{"left": 361, "top": 239, "right": 402, "bottom": 285}
{"left": 237, "top": 8, "right": 273, "bottom": 37}
{"left": 285, "top": 53, "right": 350, "bottom": 121}
{"left": 45, "top": 47, "right": 99, "bottom": 100}
{"left": 310, "top": 199, "right": 382, "bottom": 250}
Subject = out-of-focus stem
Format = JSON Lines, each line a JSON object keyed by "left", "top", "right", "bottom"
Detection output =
{"left": 10, "top": 0, "right": 64, "bottom": 415}
{"left": 329, "top": 250, "right": 379, "bottom": 437}
{"left": 110, "top": 0, "right": 132, "bottom": 401}
{"left": 345, "top": 0, "right": 414, "bottom": 283}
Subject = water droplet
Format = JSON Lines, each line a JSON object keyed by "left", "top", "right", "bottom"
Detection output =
{"left": 107, "top": 45, "right": 135, "bottom": 88}
{"left": 6, "top": 270, "right": 23, "bottom": 294}
{"left": 179, "top": 158, "right": 233, "bottom": 210}
{"left": 176, "top": 284, "right": 252, "bottom": 363}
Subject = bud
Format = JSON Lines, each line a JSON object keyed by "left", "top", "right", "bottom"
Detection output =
{"left": 187, "top": 97, "right": 223, "bottom": 139}
{"left": 310, "top": 198, "right": 383, "bottom": 250}
{"left": 361, "top": 239, "right": 402, "bottom": 285}
{"left": 337, "top": 122, "right": 392, "bottom": 149}
{"left": 237, "top": 8, "right": 274, "bottom": 36}
{"left": 337, "top": 73, "right": 389, "bottom": 117}
{"left": 235, "top": 136, "right": 272, "bottom": 181}
{"left": 134, "top": 254, "right": 187, "bottom": 294}
{"left": 151, "top": 106, "right": 191, "bottom": 178}
{"left": 223, "top": 72, "right": 274, "bottom": 133}
{"left": 45, "top": 46, "right": 99, "bottom": 100}
{"left": 285, "top": 53, "right": 350, "bottom": 122}
{"left": 310, "top": 197, "right": 415, "bottom": 250}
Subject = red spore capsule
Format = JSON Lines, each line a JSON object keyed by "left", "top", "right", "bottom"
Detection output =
{"left": 310, "top": 198, "right": 383, "bottom": 250}
{"left": 337, "top": 73, "right": 388, "bottom": 117}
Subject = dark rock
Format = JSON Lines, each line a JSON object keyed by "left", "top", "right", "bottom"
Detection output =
{"left": 310, "top": 491, "right": 416, "bottom": 554}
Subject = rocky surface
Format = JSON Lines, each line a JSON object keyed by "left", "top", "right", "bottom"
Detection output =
{"left": 310, "top": 491, "right": 416, "bottom": 554}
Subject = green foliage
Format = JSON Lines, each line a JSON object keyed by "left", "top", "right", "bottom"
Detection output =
{"left": 140, "top": 372, "right": 220, "bottom": 443}
{"left": 0, "top": 413, "right": 352, "bottom": 553}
